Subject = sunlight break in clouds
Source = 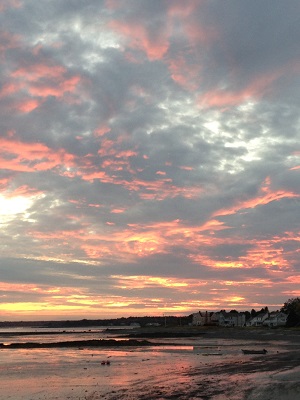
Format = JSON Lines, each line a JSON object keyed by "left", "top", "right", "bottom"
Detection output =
{"left": 0, "top": 0, "right": 299, "bottom": 320}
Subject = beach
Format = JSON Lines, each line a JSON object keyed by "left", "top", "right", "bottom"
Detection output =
{"left": 0, "top": 327, "right": 299, "bottom": 399}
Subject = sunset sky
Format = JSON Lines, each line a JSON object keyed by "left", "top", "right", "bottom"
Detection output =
{"left": 1, "top": 0, "right": 300, "bottom": 321}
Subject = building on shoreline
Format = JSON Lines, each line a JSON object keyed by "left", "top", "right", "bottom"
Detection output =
{"left": 262, "top": 311, "right": 288, "bottom": 327}
{"left": 246, "top": 311, "right": 269, "bottom": 327}
{"left": 192, "top": 310, "right": 246, "bottom": 327}
{"left": 213, "top": 311, "right": 246, "bottom": 327}
{"left": 192, "top": 311, "right": 215, "bottom": 326}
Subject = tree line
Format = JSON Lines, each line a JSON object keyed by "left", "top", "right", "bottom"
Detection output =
{"left": 280, "top": 297, "right": 300, "bottom": 327}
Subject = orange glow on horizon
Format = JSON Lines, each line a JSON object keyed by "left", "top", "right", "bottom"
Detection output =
{"left": 112, "top": 275, "right": 190, "bottom": 290}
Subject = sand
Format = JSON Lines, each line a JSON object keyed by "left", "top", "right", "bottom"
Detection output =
{"left": 98, "top": 350, "right": 300, "bottom": 400}
{"left": 1, "top": 327, "right": 299, "bottom": 399}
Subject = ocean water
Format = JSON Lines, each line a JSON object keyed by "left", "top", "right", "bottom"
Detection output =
{"left": 0, "top": 328, "right": 297, "bottom": 400}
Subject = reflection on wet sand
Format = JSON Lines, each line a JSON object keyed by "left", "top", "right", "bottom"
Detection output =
{"left": 0, "top": 328, "right": 300, "bottom": 399}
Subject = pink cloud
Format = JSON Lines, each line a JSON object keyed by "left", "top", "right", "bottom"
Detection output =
{"left": 109, "top": 20, "right": 169, "bottom": 60}
{"left": 240, "top": 240, "right": 289, "bottom": 271}
{"left": 15, "top": 98, "right": 41, "bottom": 113}
{"left": 184, "top": 20, "right": 217, "bottom": 46}
{"left": 0, "top": 30, "right": 20, "bottom": 57}
{"left": 2, "top": 63, "right": 82, "bottom": 113}
{"left": 6, "top": 185, "right": 43, "bottom": 198}
{"left": 111, "top": 208, "right": 125, "bottom": 214}
{"left": 0, "top": 82, "right": 23, "bottom": 97}
{"left": 0, "top": 0, "right": 21, "bottom": 12}
{"left": 79, "top": 154, "right": 204, "bottom": 201}
{"left": 0, "top": 282, "right": 56, "bottom": 294}
{"left": 167, "top": 56, "right": 200, "bottom": 90}
{"left": 213, "top": 176, "right": 300, "bottom": 218}
{"left": 0, "top": 136, "right": 76, "bottom": 173}
{"left": 167, "top": 0, "right": 200, "bottom": 18}
{"left": 199, "top": 65, "right": 291, "bottom": 108}
{"left": 179, "top": 166, "right": 193, "bottom": 171}
{"left": 94, "top": 125, "right": 111, "bottom": 137}
{"left": 189, "top": 234, "right": 290, "bottom": 271}
{"left": 164, "top": 2, "right": 217, "bottom": 90}
{"left": 104, "top": 0, "right": 120, "bottom": 9}
{"left": 27, "top": 75, "right": 81, "bottom": 98}
{"left": 12, "top": 64, "right": 66, "bottom": 80}
{"left": 0, "top": 177, "right": 9, "bottom": 190}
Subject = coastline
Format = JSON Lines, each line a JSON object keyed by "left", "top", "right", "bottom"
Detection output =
{"left": 187, "top": 350, "right": 300, "bottom": 400}
{"left": 1, "top": 327, "right": 299, "bottom": 400}
{"left": 0, "top": 338, "right": 156, "bottom": 349}
{"left": 78, "top": 351, "right": 300, "bottom": 400}
{"left": 81, "top": 328, "right": 300, "bottom": 400}
{"left": 98, "top": 348, "right": 300, "bottom": 400}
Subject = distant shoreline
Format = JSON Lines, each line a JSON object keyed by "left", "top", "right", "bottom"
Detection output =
{"left": 1, "top": 325, "right": 300, "bottom": 349}
{"left": 0, "top": 338, "right": 158, "bottom": 349}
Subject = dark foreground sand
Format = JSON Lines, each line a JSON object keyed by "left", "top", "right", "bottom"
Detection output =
{"left": 87, "top": 328, "right": 300, "bottom": 400}
{"left": 83, "top": 352, "right": 300, "bottom": 400}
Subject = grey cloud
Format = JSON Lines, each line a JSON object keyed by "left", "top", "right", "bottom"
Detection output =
{"left": 198, "top": 0, "right": 300, "bottom": 89}
{"left": 0, "top": 1, "right": 299, "bottom": 318}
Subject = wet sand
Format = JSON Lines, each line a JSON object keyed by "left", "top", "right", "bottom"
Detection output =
{"left": 1, "top": 327, "right": 299, "bottom": 399}
{"left": 89, "top": 350, "right": 300, "bottom": 400}
{"left": 188, "top": 350, "right": 300, "bottom": 400}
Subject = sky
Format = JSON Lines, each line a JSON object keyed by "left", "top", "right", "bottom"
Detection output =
{"left": 1, "top": 0, "right": 300, "bottom": 321}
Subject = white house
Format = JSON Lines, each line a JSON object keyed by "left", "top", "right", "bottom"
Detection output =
{"left": 263, "top": 312, "right": 288, "bottom": 327}
{"left": 246, "top": 312, "right": 269, "bottom": 327}
{"left": 192, "top": 311, "right": 214, "bottom": 326}
{"left": 212, "top": 311, "right": 246, "bottom": 327}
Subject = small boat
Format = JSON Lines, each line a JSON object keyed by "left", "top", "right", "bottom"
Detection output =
{"left": 241, "top": 349, "right": 267, "bottom": 355}
{"left": 202, "top": 353, "right": 222, "bottom": 356}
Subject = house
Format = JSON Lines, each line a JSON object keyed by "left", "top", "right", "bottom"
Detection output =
{"left": 263, "top": 312, "right": 288, "bottom": 327}
{"left": 145, "top": 322, "right": 160, "bottom": 327}
{"left": 192, "top": 311, "right": 214, "bottom": 326}
{"left": 130, "top": 322, "right": 141, "bottom": 328}
{"left": 212, "top": 311, "right": 246, "bottom": 327}
{"left": 246, "top": 312, "right": 269, "bottom": 327}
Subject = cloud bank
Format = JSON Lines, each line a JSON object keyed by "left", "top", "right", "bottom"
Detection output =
{"left": 0, "top": 0, "right": 299, "bottom": 320}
